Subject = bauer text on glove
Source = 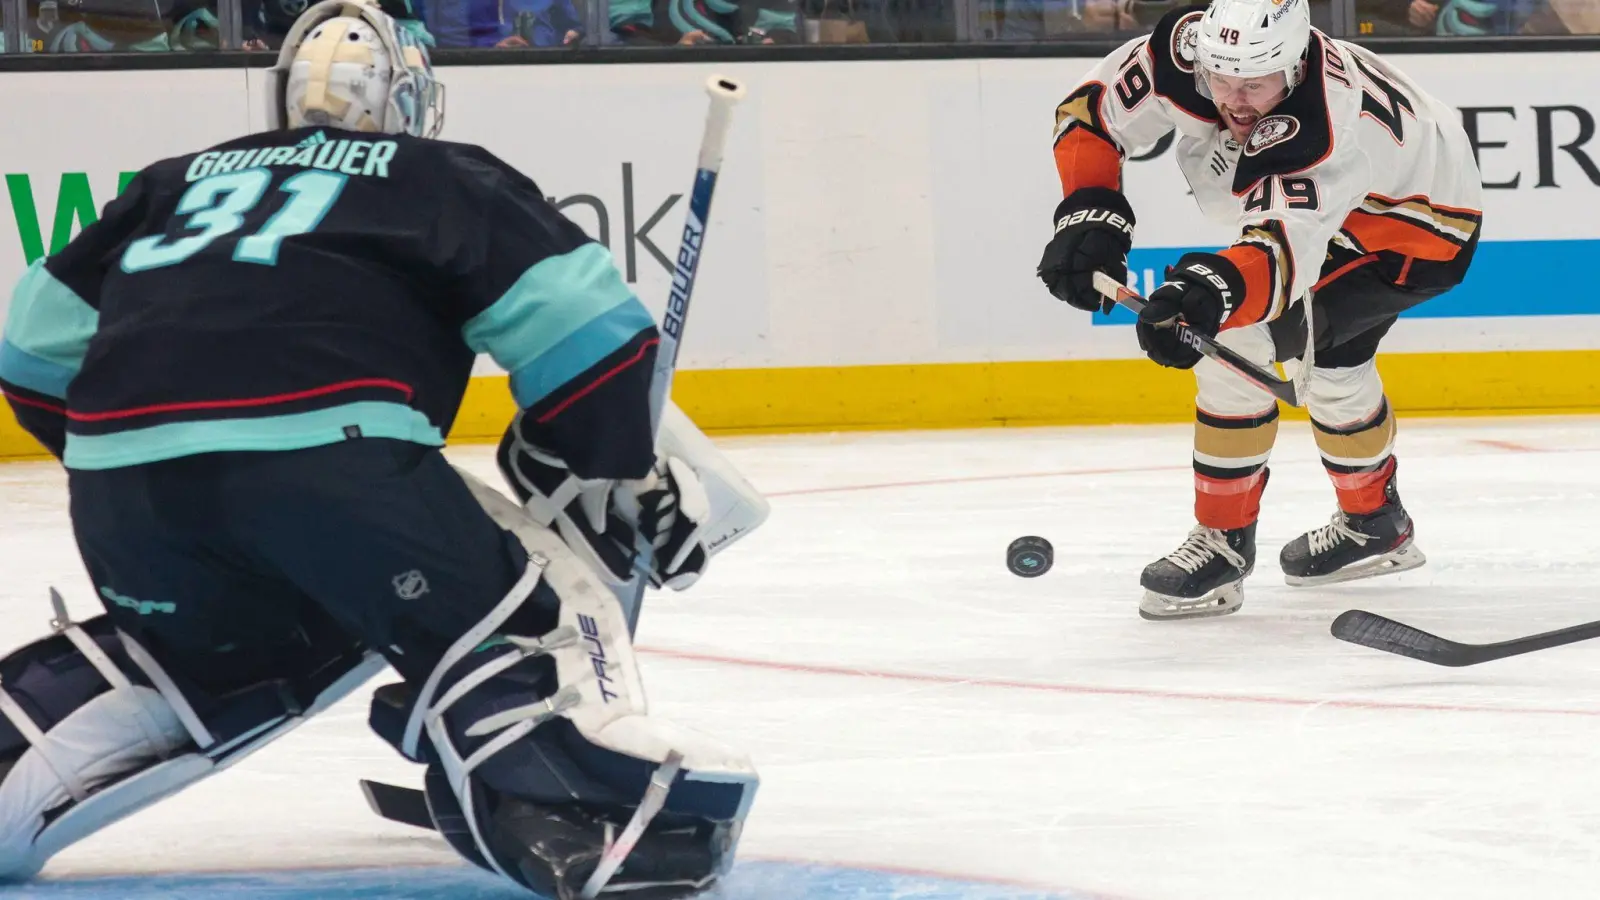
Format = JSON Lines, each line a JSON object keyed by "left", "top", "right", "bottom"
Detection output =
{"left": 1134, "top": 254, "right": 1242, "bottom": 369}
{"left": 1037, "top": 187, "right": 1136, "bottom": 313}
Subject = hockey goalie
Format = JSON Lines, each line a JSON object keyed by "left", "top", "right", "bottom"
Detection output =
{"left": 0, "top": 2, "right": 766, "bottom": 896}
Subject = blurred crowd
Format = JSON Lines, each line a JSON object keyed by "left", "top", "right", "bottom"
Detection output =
{"left": 0, "top": 0, "right": 1593, "bottom": 53}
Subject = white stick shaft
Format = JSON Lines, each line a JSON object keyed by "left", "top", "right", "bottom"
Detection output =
{"left": 696, "top": 76, "right": 747, "bottom": 173}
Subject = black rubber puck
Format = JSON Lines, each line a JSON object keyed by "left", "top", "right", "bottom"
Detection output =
{"left": 1006, "top": 535, "right": 1053, "bottom": 577}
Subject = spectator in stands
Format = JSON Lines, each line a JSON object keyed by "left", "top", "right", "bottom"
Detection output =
{"left": 244, "top": 0, "right": 433, "bottom": 48}
{"left": 610, "top": 0, "right": 798, "bottom": 44}
{"left": 798, "top": 0, "right": 961, "bottom": 41}
{"left": 799, "top": 0, "right": 884, "bottom": 42}
{"left": 1519, "top": 0, "right": 1600, "bottom": 30}
{"left": 414, "top": 0, "right": 583, "bottom": 46}
{"left": 26, "top": 0, "right": 219, "bottom": 51}
{"left": 988, "top": 0, "right": 1136, "bottom": 39}
{"left": 987, "top": 0, "right": 1198, "bottom": 40}
{"left": 1354, "top": 0, "right": 1431, "bottom": 33}
{"left": 1355, "top": 0, "right": 1585, "bottom": 33}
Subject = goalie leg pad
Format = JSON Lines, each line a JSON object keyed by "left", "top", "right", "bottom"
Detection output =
{"left": 371, "top": 471, "right": 758, "bottom": 898}
{"left": 0, "top": 592, "right": 382, "bottom": 882}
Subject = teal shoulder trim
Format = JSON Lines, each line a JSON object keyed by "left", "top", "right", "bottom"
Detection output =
{"left": 63, "top": 401, "right": 444, "bottom": 470}
{"left": 461, "top": 242, "right": 655, "bottom": 408}
{"left": 0, "top": 260, "right": 99, "bottom": 398}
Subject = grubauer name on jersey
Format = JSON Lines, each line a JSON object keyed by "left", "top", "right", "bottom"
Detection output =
{"left": 1052, "top": 5, "right": 1483, "bottom": 329}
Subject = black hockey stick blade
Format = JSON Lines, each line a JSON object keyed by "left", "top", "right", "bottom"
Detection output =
{"left": 1331, "top": 609, "right": 1600, "bottom": 667}
{"left": 1092, "top": 271, "right": 1302, "bottom": 407}
{"left": 360, "top": 779, "right": 434, "bottom": 831}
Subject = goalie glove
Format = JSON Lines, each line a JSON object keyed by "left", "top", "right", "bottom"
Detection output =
{"left": 497, "top": 422, "right": 712, "bottom": 591}
{"left": 618, "top": 455, "right": 712, "bottom": 590}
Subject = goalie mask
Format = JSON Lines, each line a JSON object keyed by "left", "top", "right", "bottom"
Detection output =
{"left": 266, "top": 0, "right": 444, "bottom": 138}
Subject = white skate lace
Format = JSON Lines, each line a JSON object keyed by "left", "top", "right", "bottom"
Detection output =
{"left": 1166, "top": 525, "right": 1247, "bottom": 574}
{"left": 1306, "top": 513, "right": 1370, "bottom": 556}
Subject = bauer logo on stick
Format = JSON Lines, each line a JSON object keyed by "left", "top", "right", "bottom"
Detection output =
{"left": 664, "top": 211, "right": 704, "bottom": 340}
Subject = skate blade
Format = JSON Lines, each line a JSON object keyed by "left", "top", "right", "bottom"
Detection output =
{"left": 1139, "top": 580, "right": 1244, "bottom": 621}
{"left": 1284, "top": 541, "right": 1426, "bottom": 587}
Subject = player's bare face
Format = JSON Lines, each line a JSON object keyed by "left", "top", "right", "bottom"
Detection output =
{"left": 1203, "top": 71, "right": 1290, "bottom": 143}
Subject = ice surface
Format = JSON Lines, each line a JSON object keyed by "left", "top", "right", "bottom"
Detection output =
{"left": 5, "top": 415, "right": 1600, "bottom": 899}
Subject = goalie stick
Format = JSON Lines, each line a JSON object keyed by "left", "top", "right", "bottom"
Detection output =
{"left": 1092, "top": 271, "right": 1303, "bottom": 407}
{"left": 618, "top": 74, "right": 748, "bottom": 636}
{"left": 1330, "top": 609, "right": 1600, "bottom": 667}
{"left": 360, "top": 778, "right": 434, "bottom": 830}
{"left": 356, "top": 78, "right": 749, "bottom": 845}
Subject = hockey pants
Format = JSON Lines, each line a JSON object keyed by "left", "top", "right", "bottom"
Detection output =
{"left": 66, "top": 439, "right": 535, "bottom": 695}
{"left": 1192, "top": 245, "right": 1457, "bottom": 531}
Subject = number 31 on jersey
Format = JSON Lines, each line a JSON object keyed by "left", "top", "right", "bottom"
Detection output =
{"left": 122, "top": 169, "right": 348, "bottom": 273}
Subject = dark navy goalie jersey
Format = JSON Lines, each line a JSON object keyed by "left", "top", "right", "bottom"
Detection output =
{"left": 0, "top": 127, "right": 660, "bottom": 479}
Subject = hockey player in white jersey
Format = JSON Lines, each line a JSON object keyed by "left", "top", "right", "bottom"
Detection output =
{"left": 1038, "top": 0, "right": 1482, "bottom": 620}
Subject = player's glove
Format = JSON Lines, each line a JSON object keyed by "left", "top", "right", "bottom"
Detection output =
{"left": 1136, "top": 254, "right": 1240, "bottom": 370}
{"left": 1037, "top": 187, "right": 1137, "bottom": 313}
{"left": 498, "top": 429, "right": 712, "bottom": 591}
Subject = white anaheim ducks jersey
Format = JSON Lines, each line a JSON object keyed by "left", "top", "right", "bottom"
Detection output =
{"left": 1050, "top": 5, "right": 1482, "bottom": 327}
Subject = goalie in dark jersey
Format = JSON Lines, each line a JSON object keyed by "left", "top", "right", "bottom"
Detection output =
{"left": 0, "top": 2, "right": 766, "bottom": 896}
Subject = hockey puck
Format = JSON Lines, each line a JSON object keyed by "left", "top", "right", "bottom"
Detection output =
{"left": 1006, "top": 535, "right": 1053, "bottom": 577}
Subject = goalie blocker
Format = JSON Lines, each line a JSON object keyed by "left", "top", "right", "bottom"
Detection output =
{"left": 0, "top": 419, "right": 762, "bottom": 898}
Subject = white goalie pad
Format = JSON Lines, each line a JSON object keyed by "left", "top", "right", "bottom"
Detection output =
{"left": 0, "top": 592, "right": 386, "bottom": 882}
{"left": 416, "top": 471, "right": 760, "bottom": 893}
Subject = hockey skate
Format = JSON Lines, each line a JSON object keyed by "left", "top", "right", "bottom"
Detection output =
{"left": 1139, "top": 523, "right": 1256, "bottom": 620}
{"left": 1280, "top": 478, "right": 1425, "bottom": 586}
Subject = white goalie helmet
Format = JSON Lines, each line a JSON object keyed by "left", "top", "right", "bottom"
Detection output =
{"left": 1193, "top": 0, "right": 1312, "bottom": 91}
{"left": 266, "top": 0, "right": 444, "bottom": 138}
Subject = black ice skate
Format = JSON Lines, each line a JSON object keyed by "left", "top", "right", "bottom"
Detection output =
{"left": 1139, "top": 522, "right": 1256, "bottom": 620}
{"left": 1280, "top": 478, "right": 1425, "bottom": 586}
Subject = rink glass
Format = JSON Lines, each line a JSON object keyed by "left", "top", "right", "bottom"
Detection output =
{"left": 0, "top": 0, "right": 1588, "bottom": 54}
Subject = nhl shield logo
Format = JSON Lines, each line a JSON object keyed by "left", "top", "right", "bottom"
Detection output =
{"left": 1244, "top": 115, "right": 1300, "bottom": 156}
{"left": 392, "top": 569, "right": 430, "bottom": 600}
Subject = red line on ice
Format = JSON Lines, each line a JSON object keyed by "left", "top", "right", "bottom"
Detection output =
{"left": 766, "top": 463, "right": 1189, "bottom": 498}
{"left": 638, "top": 646, "right": 1600, "bottom": 719}
{"left": 744, "top": 852, "right": 1137, "bottom": 900}
{"left": 1471, "top": 438, "right": 1546, "bottom": 453}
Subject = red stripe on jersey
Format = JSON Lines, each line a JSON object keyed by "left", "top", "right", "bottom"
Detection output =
{"left": 535, "top": 337, "right": 659, "bottom": 425}
{"left": 3, "top": 389, "right": 66, "bottom": 416}
{"left": 66, "top": 378, "right": 416, "bottom": 422}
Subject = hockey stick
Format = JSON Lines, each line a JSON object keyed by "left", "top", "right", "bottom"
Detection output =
{"left": 619, "top": 75, "right": 748, "bottom": 636}
{"left": 1092, "top": 271, "right": 1303, "bottom": 407}
{"left": 1330, "top": 609, "right": 1600, "bottom": 666}
{"left": 360, "top": 778, "right": 433, "bottom": 830}
{"left": 356, "top": 79, "right": 748, "bottom": 834}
